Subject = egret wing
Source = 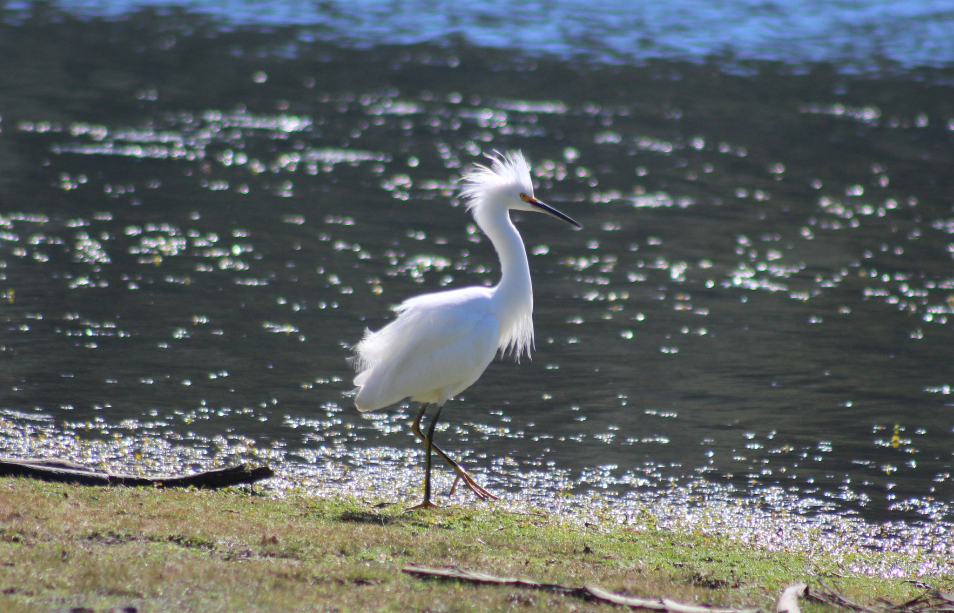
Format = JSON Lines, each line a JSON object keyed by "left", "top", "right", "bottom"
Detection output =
{"left": 354, "top": 295, "right": 499, "bottom": 411}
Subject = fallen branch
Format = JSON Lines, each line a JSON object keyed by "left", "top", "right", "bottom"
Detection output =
{"left": 402, "top": 565, "right": 585, "bottom": 596}
{"left": 402, "top": 566, "right": 762, "bottom": 613}
{"left": 588, "top": 585, "right": 759, "bottom": 613}
{"left": 0, "top": 457, "right": 273, "bottom": 489}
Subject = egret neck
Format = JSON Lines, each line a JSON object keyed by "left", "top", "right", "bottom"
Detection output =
{"left": 478, "top": 204, "right": 534, "bottom": 358}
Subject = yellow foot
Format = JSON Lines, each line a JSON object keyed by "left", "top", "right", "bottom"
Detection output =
{"left": 449, "top": 473, "right": 500, "bottom": 502}
{"left": 407, "top": 499, "right": 440, "bottom": 511}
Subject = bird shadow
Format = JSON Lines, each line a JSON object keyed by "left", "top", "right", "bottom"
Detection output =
{"left": 336, "top": 510, "right": 397, "bottom": 525}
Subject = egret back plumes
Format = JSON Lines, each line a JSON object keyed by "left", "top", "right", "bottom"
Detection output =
{"left": 350, "top": 149, "right": 579, "bottom": 508}
{"left": 353, "top": 285, "right": 498, "bottom": 411}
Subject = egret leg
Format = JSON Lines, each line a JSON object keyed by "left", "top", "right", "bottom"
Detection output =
{"left": 409, "top": 403, "right": 443, "bottom": 510}
{"left": 409, "top": 403, "right": 498, "bottom": 502}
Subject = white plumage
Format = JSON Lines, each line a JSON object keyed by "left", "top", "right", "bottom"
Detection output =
{"left": 353, "top": 286, "right": 499, "bottom": 410}
{"left": 351, "top": 150, "right": 579, "bottom": 508}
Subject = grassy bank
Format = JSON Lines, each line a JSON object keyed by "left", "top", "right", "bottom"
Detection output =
{"left": 0, "top": 478, "right": 945, "bottom": 612}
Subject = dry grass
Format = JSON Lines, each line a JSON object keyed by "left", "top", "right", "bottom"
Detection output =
{"left": 0, "top": 478, "right": 944, "bottom": 612}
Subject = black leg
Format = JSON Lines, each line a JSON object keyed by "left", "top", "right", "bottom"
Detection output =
{"left": 421, "top": 403, "right": 443, "bottom": 505}
{"left": 411, "top": 404, "right": 461, "bottom": 475}
{"left": 409, "top": 402, "right": 498, "bottom": 502}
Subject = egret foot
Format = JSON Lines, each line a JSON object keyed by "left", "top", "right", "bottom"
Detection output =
{"left": 449, "top": 469, "right": 499, "bottom": 501}
{"left": 407, "top": 499, "right": 440, "bottom": 511}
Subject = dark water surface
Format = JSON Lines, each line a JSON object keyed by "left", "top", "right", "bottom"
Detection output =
{"left": 42, "top": 0, "right": 954, "bottom": 69}
{"left": 1, "top": 5, "right": 954, "bottom": 540}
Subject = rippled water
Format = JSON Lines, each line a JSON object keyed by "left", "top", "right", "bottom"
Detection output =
{"left": 50, "top": 0, "right": 954, "bottom": 69}
{"left": 1, "top": 5, "right": 954, "bottom": 541}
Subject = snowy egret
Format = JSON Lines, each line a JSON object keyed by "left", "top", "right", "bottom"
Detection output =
{"left": 352, "top": 150, "right": 580, "bottom": 509}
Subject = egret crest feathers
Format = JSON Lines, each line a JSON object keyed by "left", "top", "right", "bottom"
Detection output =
{"left": 458, "top": 150, "right": 536, "bottom": 361}
{"left": 460, "top": 150, "right": 534, "bottom": 212}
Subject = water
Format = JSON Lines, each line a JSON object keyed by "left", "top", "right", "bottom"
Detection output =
{"left": 28, "top": 0, "right": 954, "bottom": 69}
{"left": 1, "top": 3, "right": 954, "bottom": 552}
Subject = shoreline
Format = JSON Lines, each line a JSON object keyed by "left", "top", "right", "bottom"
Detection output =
{"left": 1, "top": 477, "right": 950, "bottom": 613}
{"left": 1, "top": 429, "right": 951, "bottom": 581}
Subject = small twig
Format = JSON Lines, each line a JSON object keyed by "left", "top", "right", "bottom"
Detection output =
{"left": 402, "top": 566, "right": 762, "bottom": 613}
{"left": 805, "top": 579, "right": 954, "bottom": 613}
{"left": 894, "top": 582, "right": 954, "bottom": 613}
{"left": 807, "top": 580, "right": 876, "bottom": 613}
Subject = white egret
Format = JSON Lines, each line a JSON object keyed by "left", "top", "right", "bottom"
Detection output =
{"left": 352, "top": 150, "right": 580, "bottom": 509}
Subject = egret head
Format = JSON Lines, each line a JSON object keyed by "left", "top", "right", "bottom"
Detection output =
{"left": 462, "top": 150, "right": 580, "bottom": 228}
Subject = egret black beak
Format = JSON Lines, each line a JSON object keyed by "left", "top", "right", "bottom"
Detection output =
{"left": 529, "top": 197, "right": 581, "bottom": 228}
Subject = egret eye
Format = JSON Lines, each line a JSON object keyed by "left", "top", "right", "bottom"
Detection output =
{"left": 519, "top": 193, "right": 531, "bottom": 202}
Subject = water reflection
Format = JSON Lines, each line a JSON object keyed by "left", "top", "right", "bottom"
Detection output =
{"left": 0, "top": 5, "right": 953, "bottom": 534}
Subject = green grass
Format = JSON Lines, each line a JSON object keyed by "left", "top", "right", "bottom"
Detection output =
{"left": 0, "top": 478, "right": 947, "bottom": 612}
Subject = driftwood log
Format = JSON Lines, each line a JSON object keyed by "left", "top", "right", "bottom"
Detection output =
{"left": 403, "top": 568, "right": 953, "bottom": 613}
{"left": 0, "top": 457, "right": 273, "bottom": 489}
